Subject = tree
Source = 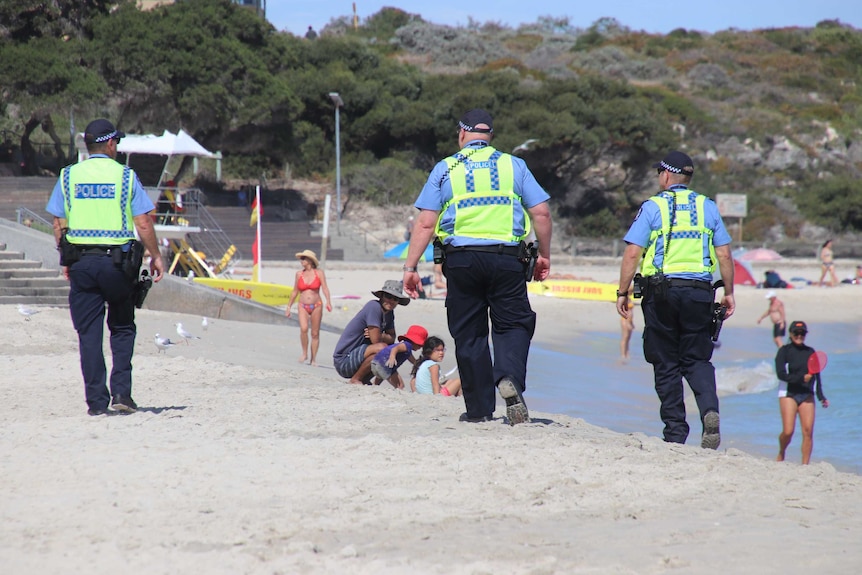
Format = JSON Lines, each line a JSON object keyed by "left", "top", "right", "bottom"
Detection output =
{"left": 0, "top": 0, "right": 120, "bottom": 41}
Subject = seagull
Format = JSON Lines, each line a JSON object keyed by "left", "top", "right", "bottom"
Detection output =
{"left": 201, "top": 316, "right": 210, "bottom": 331}
{"left": 175, "top": 322, "right": 201, "bottom": 345}
{"left": 17, "top": 304, "right": 40, "bottom": 321}
{"left": 154, "top": 333, "right": 178, "bottom": 353}
{"left": 512, "top": 138, "right": 539, "bottom": 155}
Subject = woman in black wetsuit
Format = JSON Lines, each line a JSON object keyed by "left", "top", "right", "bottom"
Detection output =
{"left": 774, "top": 320, "right": 829, "bottom": 465}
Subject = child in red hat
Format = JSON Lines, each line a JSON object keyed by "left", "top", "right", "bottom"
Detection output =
{"left": 370, "top": 325, "right": 428, "bottom": 389}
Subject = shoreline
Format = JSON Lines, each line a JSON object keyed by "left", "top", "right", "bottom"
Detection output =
{"left": 254, "top": 257, "right": 862, "bottom": 346}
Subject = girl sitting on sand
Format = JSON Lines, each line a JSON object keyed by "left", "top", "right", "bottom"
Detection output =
{"left": 370, "top": 325, "right": 427, "bottom": 389}
{"left": 410, "top": 336, "right": 462, "bottom": 396}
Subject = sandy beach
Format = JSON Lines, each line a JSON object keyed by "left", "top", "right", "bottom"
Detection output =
{"left": 2, "top": 257, "right": 861, "bottom": 574}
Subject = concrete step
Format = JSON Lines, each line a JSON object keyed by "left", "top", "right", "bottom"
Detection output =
{"left": 0, "top": 295, "right": 69, "bottom": 306}
{"left": 0, "top": 286, "right": 69, "bottom": 296}
{"left": 0, "top": 260, "right": 44, "bottom": 270}
{"left": 0, "top": 178, "right": 53, "bottom": 221}
{"left": 0, "top": 277, "right": 68, "bottom": 288}
{"left": 203, "top": 206, "right": 344, "bottom": 261}
{"left": 0, "top": 251, "right": 24, "bottom": 260}
{"left": 0, "top": 268, "right": 61, "bottom": 279}
{"left": 0, "top": 176, "right": 54, "bottom": 193}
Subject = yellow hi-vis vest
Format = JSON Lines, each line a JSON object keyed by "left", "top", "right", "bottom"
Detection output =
{"left": 61, "top": 158, "right": 137, "bottom": 245}
{"left": 640, "top": 189, "right": 717, "bottom": 276}
{"left": 435, "top": 146, "right": 528, "bottom": 243}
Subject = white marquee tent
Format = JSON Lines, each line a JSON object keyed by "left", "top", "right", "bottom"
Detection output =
{"left": 75, "top": 129, "right": 217, "bottom": 186}
{"left": 74, "top": 129, "right": 218, "bottom": 239}
{"left": 117, "top": 129, "right": 215, "bottom": 159}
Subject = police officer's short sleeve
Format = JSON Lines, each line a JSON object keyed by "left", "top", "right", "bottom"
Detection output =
{"left": 704, "top": 199, "right": 732, "bottom": 246}
{"left": 130, "top": 176, "right": 155, "bottom": 216}
{"left": 46, "top": 178, "right": 66, "bottom": 218}
{"left": 623, "top": 201, "right": 660, "bottom": 248}
{"left": 414, "top": 161, "right": 450, "bottom": 211}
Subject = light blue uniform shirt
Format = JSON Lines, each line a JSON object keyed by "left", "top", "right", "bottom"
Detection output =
{"left": 623, "top": 185, "right": 732, "bottom": 281}
{"left": 414, "top": 140, "right": 550, "bottom": 247}
{"left": 45, "top": 154, "right": 155, "bottom": 219}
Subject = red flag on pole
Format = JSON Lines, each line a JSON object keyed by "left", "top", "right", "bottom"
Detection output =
{"left": 249, "top": 197, "right": 262, "bottom": 227}
{"left": 251, "top": 186, "right": 262, "bottom": 282}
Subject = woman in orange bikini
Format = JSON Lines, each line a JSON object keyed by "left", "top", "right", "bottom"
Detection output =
{"left": 285, "top": 250, "right": 332, "bottom": 366}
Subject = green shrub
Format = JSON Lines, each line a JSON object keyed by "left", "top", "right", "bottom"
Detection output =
{"left": 342, "top": 157, "right": 427, "bottom": 206}
{"left": 759, "top": 28, "right": 811, "bottom": 54}
{"left": 795, "top": 175, "right": 862, "bottom": 231}
{"left": 504, "top": 33, "right": 544, "bottom": 53}
{"left": 796, "top": 103, "right": 844, "bottom": 122}
{"left": 574, "top": 208, "right": 623, "bottom": 237}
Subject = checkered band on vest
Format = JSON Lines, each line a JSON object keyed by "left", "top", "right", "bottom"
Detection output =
{"left": 668, "top": 230, "right": 703, "bottom": 240}
{"left": 463, "top": 150, "right": 503, "bottom": 192}
{"left": 664, "top": 191, "right": 699, "bottom": 227}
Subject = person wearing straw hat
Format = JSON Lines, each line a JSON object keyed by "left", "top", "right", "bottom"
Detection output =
{"left": 333, "top": 280, "right": 410, "bottom": 384}
{"left": 285, "top": 249, "right": 332, "bottom": 366}
{"left": 757, "top": 290, "right": 786, "bottom": 348}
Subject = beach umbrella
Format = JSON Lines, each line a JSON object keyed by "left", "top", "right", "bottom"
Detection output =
{"left": 737, "top": 248, "right": 783, "bottom": 262}
{"left": 383, "top": 241, "right": 434, "bottom": 262}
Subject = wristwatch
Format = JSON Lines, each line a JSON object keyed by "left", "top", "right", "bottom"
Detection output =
{"left": 402, "top": 265, "right": 417, "bottom": 272}
{"left": 616, "top": 290, "right": 628, "bottom": 298}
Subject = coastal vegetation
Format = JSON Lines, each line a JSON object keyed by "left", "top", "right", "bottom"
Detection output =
{"left": 2, "top": 0, "right": 861, "bottom": 240}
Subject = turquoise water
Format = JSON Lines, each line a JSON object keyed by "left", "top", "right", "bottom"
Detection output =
{"left": 527, "top": 323, "right": 862, "bottom": 475}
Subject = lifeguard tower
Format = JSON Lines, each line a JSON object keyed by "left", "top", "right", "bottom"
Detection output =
{"left": 75, "top": 129, "right": 239, "bottom": 280}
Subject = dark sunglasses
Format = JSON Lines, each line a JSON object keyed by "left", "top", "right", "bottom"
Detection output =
{"left": 656, "top": 167, "right": 666, "bottom": 175}
{"left": 791, "top": 331, "right": 807, "bottom": 337}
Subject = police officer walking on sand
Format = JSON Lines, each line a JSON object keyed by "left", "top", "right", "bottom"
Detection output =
{"left": 402, "top": 109, "right": 552, "bottom": 425}
{"left": 616, "top": 151, "right": 735, "bottom": 448}
{"left": 46, "top": 119, "right": 165, "bottom": 416}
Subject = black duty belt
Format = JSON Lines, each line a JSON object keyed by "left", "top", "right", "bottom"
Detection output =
{"left": 445, "top": 244, "right": 521, "bottom": 257}
{"left": 78, "top": 245, "right": 116, "bottom": 256}
{"left": 667, "top": 278, "right": 713, "bottom": 290}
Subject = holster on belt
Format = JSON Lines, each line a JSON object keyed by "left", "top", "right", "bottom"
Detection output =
{"left": 433, "top": 237, "right": 445, "bottom": 265}
{"left": 646, "top": 273, "right": 668, "bottom": 301}
{"left": 520, "top": 241, "right": 538, "bottom": 282}
{"left": 119, "top": 240, "right": 145, "bottom": 280}
{"left": 133, "top": 269, "right": 153, "bottom": 309}
{"left": 58, "top": 230, "right": 80, "bottom": 266}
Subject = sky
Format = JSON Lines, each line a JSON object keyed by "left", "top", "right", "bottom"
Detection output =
{"left": 266, "top": 1, "right": 861, "bottom": 38}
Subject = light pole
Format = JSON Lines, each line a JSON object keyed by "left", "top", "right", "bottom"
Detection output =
{"left": 328, "top": 92, "right": 344, "bottom": 235}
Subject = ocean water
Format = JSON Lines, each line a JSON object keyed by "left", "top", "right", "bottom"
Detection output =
{"left": 526, "top": 322, "right": 862, "bottom": 475}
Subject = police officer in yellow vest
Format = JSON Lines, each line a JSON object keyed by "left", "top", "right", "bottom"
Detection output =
{"left": 46, "top": 119, "right": 165, "bottom": 416}
{"left": 616, "top": 151, "right": 735, "bottom": 448}
{"left": 402, "top": 109, "right": 552, "bottom": 424}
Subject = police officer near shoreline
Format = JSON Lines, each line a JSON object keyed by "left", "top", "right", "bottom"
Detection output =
{"left": 616, "top": 151, "right": 735, "bottom": 448}
{"left": 46, "top": 119, "right": 165, "bottom": 416}
{"left": 402, "top": 109, "right": 552, "bottom": 425}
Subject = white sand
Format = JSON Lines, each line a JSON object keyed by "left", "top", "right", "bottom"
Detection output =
{"left": 2, "top": 258, "right": 861, "bottom": 574}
